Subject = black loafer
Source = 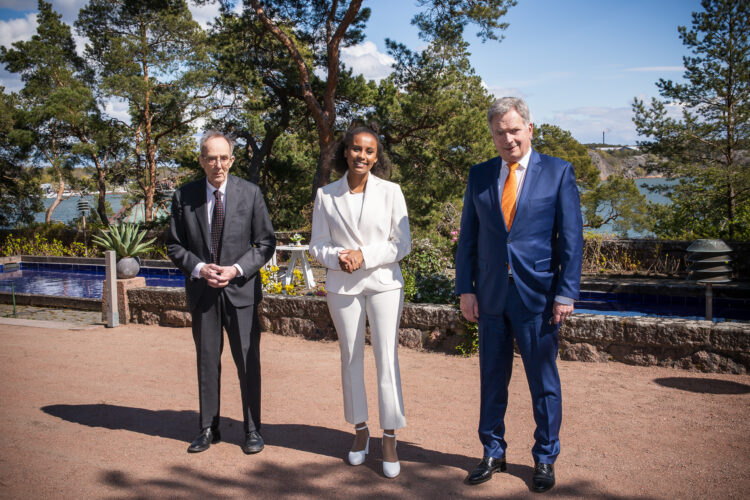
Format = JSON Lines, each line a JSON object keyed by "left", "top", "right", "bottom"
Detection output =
{"left": 465, "top": 456, "right": 507, "bottom": 485}
{"left": 243, "top": 430, "right": 264, "bottom": 454}
{"left": 532, "top": 463, "right": 555, "bottom": 493}
{"left": 187, "top": 427, "right": 220, "bottom": 453}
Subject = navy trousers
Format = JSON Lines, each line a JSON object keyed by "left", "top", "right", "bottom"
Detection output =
{"left": 477, "top": 280, "right": 562, "bottom": 464}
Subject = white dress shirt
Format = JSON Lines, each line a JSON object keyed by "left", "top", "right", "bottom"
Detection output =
{"left": 191, "top": 179, "right": 243, "bottom": 278}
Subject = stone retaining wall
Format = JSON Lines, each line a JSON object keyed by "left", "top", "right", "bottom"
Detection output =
{"left": 127, "top": 287, "right": 750, "bottom": 374}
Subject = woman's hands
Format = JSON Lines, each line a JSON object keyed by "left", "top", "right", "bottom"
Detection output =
{"left": 339, "top": 249, "right": 364, "bottom": 273}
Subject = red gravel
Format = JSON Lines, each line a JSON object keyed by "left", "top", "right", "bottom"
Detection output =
{"left": 0, "top": 321, "right": 748, "bottom": 499}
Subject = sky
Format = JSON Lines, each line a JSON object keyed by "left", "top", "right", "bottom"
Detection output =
{"left": 0, "top": 0, "right": 703, "bottom": 145}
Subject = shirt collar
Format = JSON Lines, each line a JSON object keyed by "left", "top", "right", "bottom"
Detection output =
{"left": 206, "top": 178, "right": 228, "bottom": 198}
{"left": 502, "top": 147, "right": 533, "bottom": 171}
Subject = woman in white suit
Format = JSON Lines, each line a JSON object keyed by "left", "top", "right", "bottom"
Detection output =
{"left": 309, "top": 126, "right": 411, "bottom": 478}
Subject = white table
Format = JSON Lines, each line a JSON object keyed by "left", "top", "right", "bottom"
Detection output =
{"left": 269, "top": 245, "right": 316, "bottom": 289}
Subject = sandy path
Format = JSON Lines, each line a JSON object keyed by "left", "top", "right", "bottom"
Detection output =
{"left": 0, "top": 321, "right": 748, "bottom": 499}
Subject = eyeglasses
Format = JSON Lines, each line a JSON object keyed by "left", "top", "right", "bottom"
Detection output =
{"left": 202, "top": 155, "right": 232, "bottom": 166}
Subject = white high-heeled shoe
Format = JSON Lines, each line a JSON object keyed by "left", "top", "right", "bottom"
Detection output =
{"left": 347, "top": 425, "right": 369, "bottom": 465}
{"left": 382, "top": 432, "right": 400, "bottom": 478}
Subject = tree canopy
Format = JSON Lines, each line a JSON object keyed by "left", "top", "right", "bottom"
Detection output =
{"left": 633, "top": 0, "right": 750, "bottom": 240}
{"left": 533, "top": 124, "right": 649, "bottom": 235}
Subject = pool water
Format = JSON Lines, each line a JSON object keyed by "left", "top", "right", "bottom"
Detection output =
{"left": 0, "top": 263, "right": 747, "bottom": 321}
{"left": 0, "top": 262, "right": 185, "bottom": 299}
{"left": 577, "top": 289, "right": 748, "bottom": 321}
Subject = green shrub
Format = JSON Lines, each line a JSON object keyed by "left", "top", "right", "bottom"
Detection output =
{"left": 455, "top": 319, "right": 478, "bottom": 356}
{"left": 402, "top": 238, "right": 450, "bottom": 277}
{"left": 0, "top": 232, "right": 88, "bottom": 257}
{"left": 402, "top": 238, "right": 455, "bottom": 304}
{"left": 402, "top": 269, "right": 417, "bottom": 302}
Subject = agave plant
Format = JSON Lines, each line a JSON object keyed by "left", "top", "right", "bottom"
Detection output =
{"left": 92, "top": 223, "right": 156, "bottom": 259}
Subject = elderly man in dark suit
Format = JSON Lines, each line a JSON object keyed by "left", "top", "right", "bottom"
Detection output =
{"left": 168, "top": 131, "right": 276, "bottom": 454}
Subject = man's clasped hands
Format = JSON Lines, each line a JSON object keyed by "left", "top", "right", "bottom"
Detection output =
{"left": 200, "top": 263, "right": 238, "bottom": 288}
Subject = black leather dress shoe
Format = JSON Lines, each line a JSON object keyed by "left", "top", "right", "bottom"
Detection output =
{"left": 243, "top": 430, "right": 264, "bottom": 454}
{"left": 532, "top": 463, "right": 555, "bottom": 493}
{"left": 187, "top": 427, "right": 220, "bottom": 453}
{"left": 465, "top": 456, "right": 507, "bottom": 485}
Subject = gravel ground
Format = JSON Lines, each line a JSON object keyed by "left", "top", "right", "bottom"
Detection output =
{"left": 0, "top": 318, "right": 748, "bottom": 499}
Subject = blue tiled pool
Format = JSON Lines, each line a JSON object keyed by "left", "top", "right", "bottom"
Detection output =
{"left": 0, "top": 262, "right": 185, "bottom": 299}
{"left": 0, "top": 263, "right": 747, "bottom": 321}
{"left": 577, "top": 290, "right": 749, "bottom": 321}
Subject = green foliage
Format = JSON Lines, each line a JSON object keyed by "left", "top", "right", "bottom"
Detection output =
{"left": 0, "top": 233, "right": 87, "bottom": 257}
{"left": 632, "top": 0, "right": 750, "bottom": 240}
{"left": 76, "top": 0, "right": 218, "bottom": 223}
{"left": 412, "top": 0, "right": 517, "bottom": 44}
{"left": 582, "top": 176, "right": 649, "bottom": 235}
{"left": 402, "top": 269, "right": 417, "bottom": 302}
{"left": 0, "top": 89, "right": 43, "bottom": 227}
{"left": 0, "top": 1, "right": 124, "bottom": 226}
{"left": 533, "top": 123, "right": 649, "bottom": 236}
{"left": 401, "top": 238, "right": 454, "bottom": 304}
{"left": 91, "top": 224, "right": 156, "bottom": 259}
{"left": 534, "top": 124, "right": 599, "bottom": 190}
{"left": 455, "top": 319, "right": 479, "bottom": 356}
{"left": 0, "top": 1, "right": 85, "bottom": 224}
{"left": 402, "top": 238, "right": 450, "bottom": 277}
{"left": 376, "top": 38, "right": 495, "bottom": 233}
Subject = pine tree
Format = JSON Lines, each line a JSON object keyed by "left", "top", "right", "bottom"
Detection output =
{"left": 633, "top": 0, "right": 750, "bottom": 240}
{"left": 76, "top": 0, "right": 221, "bottom": 222}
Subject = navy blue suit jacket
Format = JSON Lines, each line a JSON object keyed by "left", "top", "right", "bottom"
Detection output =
{"left": 455, "top": 149, "right": 583, "bottom": 314}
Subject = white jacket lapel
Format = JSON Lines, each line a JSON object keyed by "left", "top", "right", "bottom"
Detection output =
{"left": 360, "top": 174, "right": 384, "bottom": 240}
{"left": 331, "top": 173, "right": 365, "bottom": 246}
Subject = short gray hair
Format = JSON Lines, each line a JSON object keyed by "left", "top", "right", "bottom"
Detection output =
{"left": 200, "top": 130, "right": 235, "bottom": 155}
{"left": 487, "top": 97, "right": 531, "bottom": 128}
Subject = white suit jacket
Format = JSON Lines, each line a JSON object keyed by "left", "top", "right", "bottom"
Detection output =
{"left": 310, "top": 173, "right": 411, "bottom": 295}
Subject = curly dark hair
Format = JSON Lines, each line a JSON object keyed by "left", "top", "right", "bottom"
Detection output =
{"left": 331, "top": 125, "right": 391, "bottom": 179}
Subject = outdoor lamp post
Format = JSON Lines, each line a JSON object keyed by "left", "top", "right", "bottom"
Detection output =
{"left": 78, "top": 198, "right": 91, "bottom": 256}
{"left": 685, "top": 239, "right": 733, "bottom": 321}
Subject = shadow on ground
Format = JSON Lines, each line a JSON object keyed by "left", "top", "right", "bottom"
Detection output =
{"left": 97, "top": 462, "right": 660, "bottom": 500}
{"left": 41, "top": 403, "right": 660, "bottom": 499}
{"left": 40, "top": 403, "right": 477, "bottom": 469}
{"left": 653, "top": 377, "right": 750, "bottom": 394}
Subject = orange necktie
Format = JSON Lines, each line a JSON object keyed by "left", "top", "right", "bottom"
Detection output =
{"left": 501, "top": 162, "right": 519, "bottom": 230}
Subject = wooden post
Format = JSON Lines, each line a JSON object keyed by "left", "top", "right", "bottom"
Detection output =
{"left": 105, "top": 250, "right": 119, "bottom": 327}
{"left": 705, "top": 283, "right": 713, "bottom": 321}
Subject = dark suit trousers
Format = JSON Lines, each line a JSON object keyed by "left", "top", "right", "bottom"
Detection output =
{"left": 191, "top": 289, "right": 261, "bottom": 433}
{"left": 477, "top": 280, "right": 562, "bottom": 464}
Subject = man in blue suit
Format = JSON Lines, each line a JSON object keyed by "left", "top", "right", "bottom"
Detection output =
{"left": 455, "top": 97, "right": 583, "bottom": 493}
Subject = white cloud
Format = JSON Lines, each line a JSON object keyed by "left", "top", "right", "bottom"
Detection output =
{"left": 188, "top": 1, "right": 221, "bottom": 30}
{"left": 626, "top": 66, "right": 684, "bottom": 72}
{"left": 484, "top": 83, "right": 527, "bottom": 100}
{"left": 0, "top": 68, "right": 23, "bottom": 93}
{"left": 0, "top": 13, "right": 37, "bottom": 50}
{"left": 547, "top": 105, "right": 638, "bottom": 145}
{"left": 341, "top": 41, "right": 395, "bottom": 82}
{"left": 103, "top": 97, "right": 131, "bottom": 124}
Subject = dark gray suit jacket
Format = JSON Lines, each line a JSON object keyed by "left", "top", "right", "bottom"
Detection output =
{"left": 167, "top": 174, "right": 276, "bottom": 311}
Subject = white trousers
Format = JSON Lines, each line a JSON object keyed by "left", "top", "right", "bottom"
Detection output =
{"left": 326, "top": 288, "right": 406, "bottom": 430}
